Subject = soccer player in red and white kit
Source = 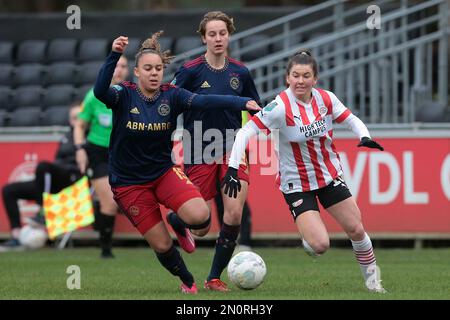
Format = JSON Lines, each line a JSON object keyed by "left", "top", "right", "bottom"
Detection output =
{"left": 93, "top": 32, "right": 260, "bottom": 294}
{"left": 223, "top": 50, "right": 387, "bottom": 293}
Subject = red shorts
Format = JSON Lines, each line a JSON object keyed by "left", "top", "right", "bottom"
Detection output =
{"left": 185, "top": 155, "right": 249, "bottom": 201}
{"left": 111, "top": 167, "right": 202, "bottom": 235}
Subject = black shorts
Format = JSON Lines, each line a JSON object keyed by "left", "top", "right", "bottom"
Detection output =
{"left": 283, "top": 176, "right": 352, "bottom": 221}
{"left": 84, "top": 142, "right": 109, "bottom": 179}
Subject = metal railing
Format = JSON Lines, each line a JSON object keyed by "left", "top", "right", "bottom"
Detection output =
{"left": 165, "top": 0, "right": 449, "bottom": 124}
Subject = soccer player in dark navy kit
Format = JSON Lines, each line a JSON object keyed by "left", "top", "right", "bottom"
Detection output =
{"left": 93, "top": 32, "right": 260, "bottom": 294}
{"left": 170, "top": 11, "right": 261, "bottom": 291}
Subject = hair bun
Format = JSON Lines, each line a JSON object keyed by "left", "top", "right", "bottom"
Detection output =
{"left": 296, "top": 50, "right": 311, "bottom": 57}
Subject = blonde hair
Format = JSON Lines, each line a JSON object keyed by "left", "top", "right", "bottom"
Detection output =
{"left": 197, "top": 11, "right": 236, "bottom": 37}
{"left": 135, "top": 31, "right": 174, "bottom": 67}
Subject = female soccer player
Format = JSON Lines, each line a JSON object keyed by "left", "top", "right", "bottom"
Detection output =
{"left": 170, "top": 11, "right": 260, "bottom": 292}
{"left": 223, "top": 50, "right": 387, "bottom": 293}
{"left": 73, "top": 54, "right": 129, "bottom": 259}
{"left": 93, "top": 32, "right": 260, "bottom": 294}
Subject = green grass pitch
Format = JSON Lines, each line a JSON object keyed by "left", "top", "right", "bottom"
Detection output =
{"left": 0, "top": 248, "right": 449, "bottom": 300}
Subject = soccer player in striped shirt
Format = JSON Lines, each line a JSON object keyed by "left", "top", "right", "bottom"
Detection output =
{"left": 169, "top": 11, "right": 261, "bottom": 292}
{"left": 93, "top": 32, "right": 260, "bottom": 294}
{"left": 223, "top": 50, "right": 387, "bottom": 293}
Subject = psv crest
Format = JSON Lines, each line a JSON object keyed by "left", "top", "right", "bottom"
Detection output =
{"left": 158, "top": 104, "right": 170, "bottom": 116}
{"left": 319, "top": 106, "right": 328, "bottom": 116}
{"left": 230, "top": 77, "right": 240, "bottom": 90}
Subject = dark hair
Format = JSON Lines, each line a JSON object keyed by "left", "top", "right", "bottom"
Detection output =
{"left": 197, "top": 11, "right": 236, "bottom": 37}
{"left": 286, "top": 49, "right": 318, "bottom": 77}
{"left": 135, "top": 31, "right": 174, "bottom": 67}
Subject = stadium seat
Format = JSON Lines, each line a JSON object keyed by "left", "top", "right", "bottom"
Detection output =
{"left": 7, "top": 106, "right": 41, "bottom": 126}
{"left": 43, "top": 85, "right": 75, "bottom": 108}
{"left": 76, "top": 84, "right": 93, "bottom": 102}
{"left": 124, "top": 38, "right": 141, "bottom": 60}
{"left": 13, "top": 64, "right": 45, "bottom": 86}
{"left": 0, "top": 64, "right": 14, "bottom": 86}
{"left": 77, "top": 61, "right": 103, "bottom": 85}
{"left": 0, "top": 110, "right": 8, "bottom": 126}
{"left": 78, "top": 39, "right": 108, "bottom": 62}
{"left": 160, "top": 37, "right": 174, "bottom": 52}
{"left": 0, "top": 41, "right": 14, "bottom": 64}
{"left": 174, "top": 36, "right": 203, "bottom": 55}
{"left": 12, "top": 85, "right": 43, "bottom": 108}
{"left": 416, "top": 101, "right": 447, "bottom": 122}
{"left": 41, "top": 106, "right": 71, "bottom": 126}
{"left": 45, "top": 62, "right": 77, "bottom": 85}
{"left": 0, "top": 86, "right": 12, "bottom": 110}
{"left": 16, "top": 40, "right": 47, "bottom": 64}
{"left": 241, "top": 35, "right": 271, "bottom": 61}
{"left": 47, "top": 38, "right": 78, "bottom": 63}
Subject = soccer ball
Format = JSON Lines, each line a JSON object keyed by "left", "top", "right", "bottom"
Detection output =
{"left": 227, "top": 251, "right": 267, "bottom": 290}
{"left": 19, "top": 225, "right": 48, "bottom": 249}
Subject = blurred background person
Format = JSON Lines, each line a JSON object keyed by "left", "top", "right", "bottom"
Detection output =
{"left": 0, "top": 103, "right": 82, "bottom": 251}
{"left": 73, "top": 54, "right": 129, "bottom": 259}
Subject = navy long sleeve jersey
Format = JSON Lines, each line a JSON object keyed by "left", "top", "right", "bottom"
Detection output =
{"left": 173, "top": 55, "right": 261, "bottom": 164}
{"left": 94, "top": 52, "right": 251, "bottom": 186}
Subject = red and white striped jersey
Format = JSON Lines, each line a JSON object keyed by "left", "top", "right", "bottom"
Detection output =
{"left": 229, "top": 87, "right": 370, "bottom": 194}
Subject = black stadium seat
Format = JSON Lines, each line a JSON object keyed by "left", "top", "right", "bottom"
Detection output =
{"left": 41, "top": 106, "right": 70, "bottom": 126}
{"left": 12, "top": 85, "right": 43, "bottom": 108}
{"left": 8, "top": 106, "right": 41, "bottom": 126}
{"left": 43, "top": 85, "right": 75, "bottom": 108}
{"left": 45, "top": 62, "right": 77, "bottom": 85}
{"left": 0, "top": 64, "right": 14, "bottom": 86}
{"left": 47, "top": 38, "right": 77, "bottom": 63}
{"left": 78, "top": 39, "right": 108, "bottom": 62}
{"left": 0, "top": 86, "right": 12, "bottom": 110}
{"left": 174, "top": 36, "right": 202, "bottom": 55}
{"left": 159, "top": 37, "right": 174, "bottom": 52}
{"left": 77, "top": 61, "right": 102, "bottom": 85}
{"left": 0, "top": 110, "right": 8, "bottom": 126}
{"left": 13, "top": 64, "right": 45, "bottom": 86}
{"left": 241, "top": 34, "right": 271, "bottom": 61}
{"left": 76, "top": 84, "right": 93, "bottom": 102}
{"left": 124, "top": 38, "right": 141, "bottom": 60}
{"left": 0, "top": 41, "right": 14, "bottom": 64}
{"left": 16, "top": 40, "right": 47, "bottom": 64}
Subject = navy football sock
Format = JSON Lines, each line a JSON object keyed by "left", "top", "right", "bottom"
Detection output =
{"left": 156, "top": 245, "right": 194, "bottom": 288}
{"left": 207, "top": 223, "right": 240, "bottom": 281}
{"left": 167, "top": 211, "right": 186, "bottom": 237}
{"left": 99, "top": 213, "right": 115, "bottom": 256}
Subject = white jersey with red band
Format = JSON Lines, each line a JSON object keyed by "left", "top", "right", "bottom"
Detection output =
{"left": 229, "top": 87, "right": 371, "bottom": 193}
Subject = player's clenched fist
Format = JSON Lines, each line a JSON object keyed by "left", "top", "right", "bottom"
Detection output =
{"left": 112, "top": 36, "right": 129, "bottom": 53}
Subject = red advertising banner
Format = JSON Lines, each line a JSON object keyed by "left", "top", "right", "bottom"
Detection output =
{"left": 0, "top": 136, "right": 449, "bottom": 237}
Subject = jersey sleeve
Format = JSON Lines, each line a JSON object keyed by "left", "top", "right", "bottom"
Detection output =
{"left": 328, "top": 90, "right": 352, "bottom": 123}
{"left": 327, "top": 90, "right": 370, "bottom": 138}
{"left": 241, "top": 69, "right": 261, "bottom": 115}
{"left": 171, "top": 65, "right": 192, "bottom": 91}
{"left": 251, "top": 99, "right": 285, "bottom": 133}
{"left": 93, "top": 51, "right": 126, "bottom": 109}
{"left": 78, "top": 89, "right": 95, "bottom": 122}
{"left": 173, "top": 87, "right": 250, "bottom": 115}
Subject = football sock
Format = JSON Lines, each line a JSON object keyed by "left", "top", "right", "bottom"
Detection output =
{"left": 207, "top": 223, "right": 240, "bottom": 281}
{"left": 99, "top": 213, "right": 115, "bottom": 256}
{"left": 156, "top": 245, "right": 194, "bottom": 288}
{"left": 167, "top": 211, "right": 186, "bottom": 237}
{"left": 351, "top": 232, "right": 378, "bottom": 283}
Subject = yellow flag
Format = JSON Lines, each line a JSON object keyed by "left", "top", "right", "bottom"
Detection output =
{"left": 43, "top": 176, "right": 94, "bottom": 240}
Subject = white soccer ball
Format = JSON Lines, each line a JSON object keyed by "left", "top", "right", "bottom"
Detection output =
{"left": 227, "top": 251, "right": 267, "bottom": 290}
{"left": 19, "top": 225, "right": 48, "bottom": 249}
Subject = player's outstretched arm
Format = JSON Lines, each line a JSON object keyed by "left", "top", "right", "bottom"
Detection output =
{"left": 93, "top": 36, "right": 128, "bottom": 106}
